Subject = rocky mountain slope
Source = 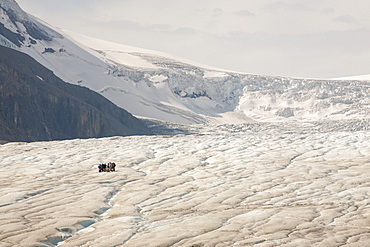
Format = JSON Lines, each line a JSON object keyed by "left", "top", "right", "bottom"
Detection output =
{"left": 0, "top": 45, "right": 151, "bottom": 142}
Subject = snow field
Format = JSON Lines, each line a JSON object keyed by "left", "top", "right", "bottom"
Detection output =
{"left": 0, "top": 127, "right": 370, "bottom": 246}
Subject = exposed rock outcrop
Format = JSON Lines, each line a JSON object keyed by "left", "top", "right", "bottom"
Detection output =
{"left": 0, "top": 45, "right": 151, "bottom": 142}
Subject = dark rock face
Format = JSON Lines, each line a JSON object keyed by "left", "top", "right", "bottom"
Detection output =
{"left": 0, "top": 45, "right": 151, "bottom": 142}
{"left": 0, "top": 22, "right": 25, "bottom": 47}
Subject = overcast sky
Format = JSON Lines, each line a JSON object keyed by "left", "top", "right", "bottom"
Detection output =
{"left": 16, "top": 0, "right": 370, "bottom": 78}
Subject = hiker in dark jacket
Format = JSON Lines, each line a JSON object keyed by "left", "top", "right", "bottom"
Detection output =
{"left": 111, "top": 162, "right": 116, "bottom": 172}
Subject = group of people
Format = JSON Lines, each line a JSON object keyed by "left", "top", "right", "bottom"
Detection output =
{"left": 98, "top": 162, "right": 116, "bottom": 172}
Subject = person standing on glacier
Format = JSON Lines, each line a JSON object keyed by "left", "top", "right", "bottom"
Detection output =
{"left": 98, "top": 164, "right": 103, "bottom": 172}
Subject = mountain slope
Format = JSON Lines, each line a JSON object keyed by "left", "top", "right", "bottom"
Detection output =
{"left": 42, "top": 31, "right": 370, "bottom": 123}
{"left": 0, "top": 0, "right": 59, "bottom": 45}
{"left": 1, "top": 0, "right": 370, "bottom": 124}
{"left": 0, "top": 45, "right": 151, "bottom": 142}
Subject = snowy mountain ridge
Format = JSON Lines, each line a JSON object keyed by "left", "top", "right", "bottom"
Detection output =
{"left": 63, "top": 32, "right": 370, "bottom": 123}
{"left": 0, "top": 0, "right": 30, "bottom": 22}
{"left": 1, "top": 0, "right": 370, "bottom": 124}
{"left": 0, "top": 0, "right": 60, "bottom": 46}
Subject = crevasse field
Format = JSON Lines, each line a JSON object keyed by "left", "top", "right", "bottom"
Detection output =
{"left": 1, "top": 122, "right": 370, "bottom": 247}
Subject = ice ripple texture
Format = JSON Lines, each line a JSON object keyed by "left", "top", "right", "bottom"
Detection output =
{"left": 0, "top": 124, "right": 370, "bottom": 246}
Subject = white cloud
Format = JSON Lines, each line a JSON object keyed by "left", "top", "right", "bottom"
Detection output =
{"left": 262, "top": 1, "right": 315, "bottom": 12}
{"left": 212, "top": 8, "right": 223, "bottom": 17}
{"left": 234, "top": 9, "right": 255, "bottom": 17}
{"left": 334, "top": 15, "right": 358, "bottom": 24}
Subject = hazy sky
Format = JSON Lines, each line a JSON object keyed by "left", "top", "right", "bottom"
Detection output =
{"left": 16, "top": 0, "right": 370, "bottom": 78}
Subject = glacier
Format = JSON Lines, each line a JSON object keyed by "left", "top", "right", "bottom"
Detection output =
{"left": 1, "top": 122, "right": 370, "bottom": 246}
